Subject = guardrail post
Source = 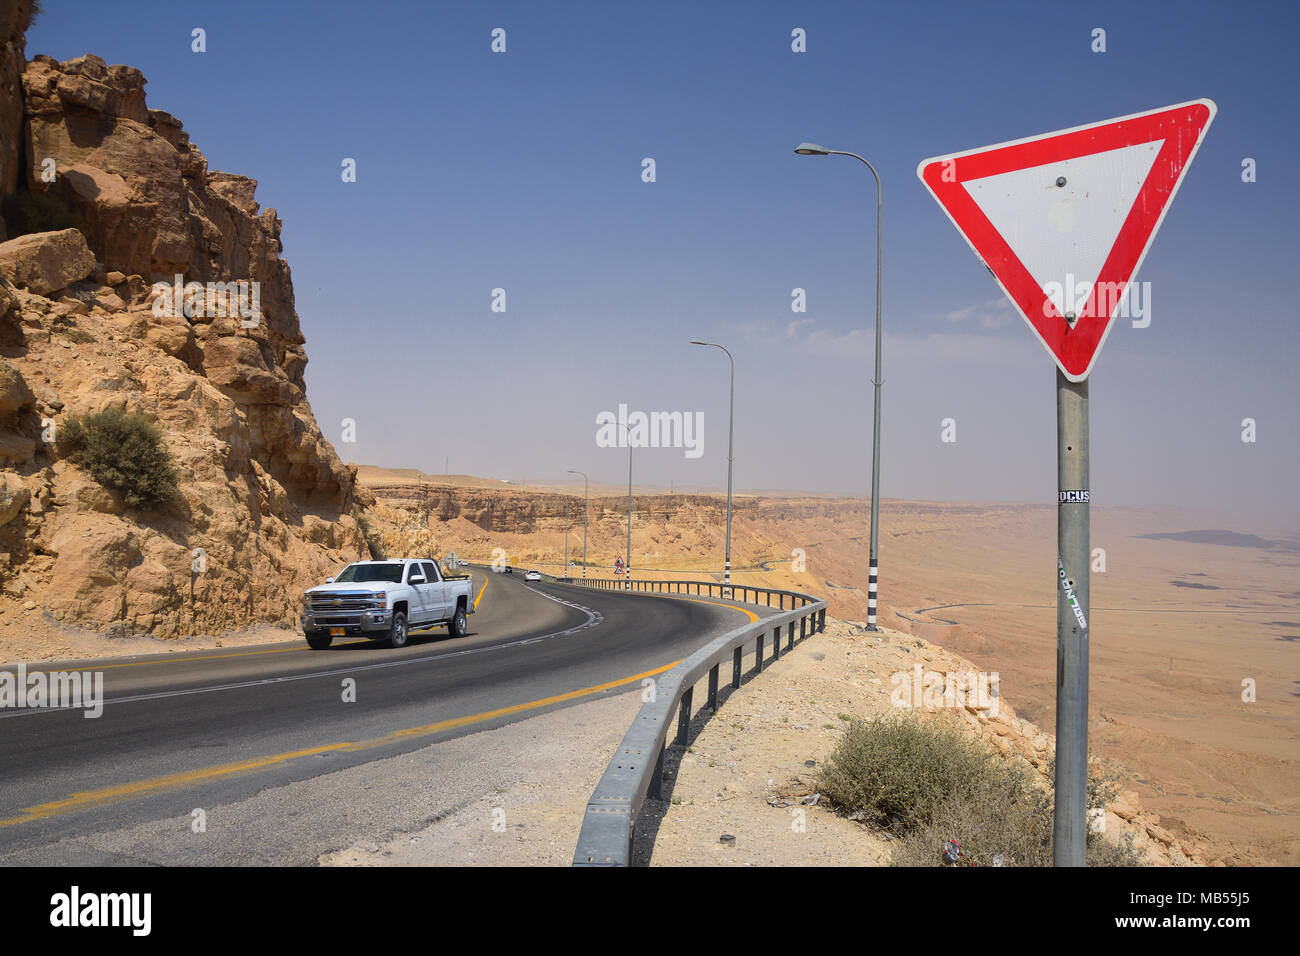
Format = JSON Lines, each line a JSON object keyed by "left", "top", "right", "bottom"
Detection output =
{"left": 787, "top": 621, "right": 794, "bottom": 651}
{"left": 819, "top": 609, "right": 826, "bottom": 631}
{"left": 732, "top": 646, "right": 742, "bottom": 688}
{"left": 800, "top": 616, "right": 807, "bottom": 640}
{"left": 648, "top": 744, "right": 666, "bottom": 800}
{"left": 708, "top": 664, "right": 719, "bottom": 711}
{"left": 772, "top": 626, "right": 781, "bottom": 660}
{"left": 677, "top": 687, "right": 693, "bottom": 746}
{"left": 756, "top": 633, "right": 764, "bottom": 672}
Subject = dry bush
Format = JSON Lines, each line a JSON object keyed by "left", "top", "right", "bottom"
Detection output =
{"left": 59, "top": 406, "right": 177, "bottom": 509}
{"left": 818, "top": 711, "right": 1144, "bottom": 866}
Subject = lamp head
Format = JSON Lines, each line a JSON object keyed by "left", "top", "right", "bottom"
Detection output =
{"left": 794, "top": 142, "right": 830, "bottom": 156}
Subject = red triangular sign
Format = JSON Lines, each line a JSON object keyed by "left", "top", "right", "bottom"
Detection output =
{"left": 917, "top": 99, "right": 1216, "bottom": 380}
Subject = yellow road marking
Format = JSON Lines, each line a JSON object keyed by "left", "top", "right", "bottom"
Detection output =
{"left": 473, "top": 575, "right": 488, "bottom": 609}
{"left": 0, "top": 659, "right": 677, "bottom": 828}
{"left": 0, "top": 578, "right": 764, "bottom": 829}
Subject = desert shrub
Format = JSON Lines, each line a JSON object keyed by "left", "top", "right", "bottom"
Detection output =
{"left": 889, "top": 749, "right": 1145, "bottom": 867}
{"left": 59, "top": 406, "right": 178, "bottom": 508}
{"left": 1, "top": 190, "right": 80, "bottom": 237}
{"left": 815, "top": 712, "right": 1002, "bottom": 830}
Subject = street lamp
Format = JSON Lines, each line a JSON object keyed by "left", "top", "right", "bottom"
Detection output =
{"left": 567, "top": 469, "right": 589, "bottom": 580}
{"left": 691, "top": 340, "right": 735, "bottom": 596}
{"left": 795, "top": 141, "right": 884, "bottom": 631}
{"left": 623, "top": 425, "right": 633, "bottom": 590}
{"left": 610, "top": 421, "right": 635, "bottom": 590}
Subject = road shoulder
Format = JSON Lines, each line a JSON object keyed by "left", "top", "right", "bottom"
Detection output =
{"left": 648, "top": 618, "right": 1205, "bottom": 866}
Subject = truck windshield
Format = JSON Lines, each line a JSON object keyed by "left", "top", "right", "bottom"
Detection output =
{"left": 333, "top": 563, "right": 404, "bottom": 583}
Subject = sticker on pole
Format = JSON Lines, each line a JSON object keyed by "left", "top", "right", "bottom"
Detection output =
{"left": 917, "top": 99, "right": 1216, "bottom": 381}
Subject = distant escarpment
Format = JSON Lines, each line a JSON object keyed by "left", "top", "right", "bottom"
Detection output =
{"left": 0, "top": 5, "right": 370, "bottom": 644}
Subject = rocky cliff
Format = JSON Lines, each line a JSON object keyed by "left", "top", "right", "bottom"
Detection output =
{"left": 0, "top": 4, "right": 371, "bottom": 646}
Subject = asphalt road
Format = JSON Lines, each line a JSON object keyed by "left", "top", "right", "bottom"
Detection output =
{"left": 0, "top": 568, "right": 771, "bottom": 863}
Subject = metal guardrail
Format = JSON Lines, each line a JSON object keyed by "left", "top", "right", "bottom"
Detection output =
{"left": 558, "top": 577, "right": 828, "bottom": 866}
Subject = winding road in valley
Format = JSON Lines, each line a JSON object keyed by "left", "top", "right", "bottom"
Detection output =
{"left": 0, "top": 569, "right": 775, "bottom": 864}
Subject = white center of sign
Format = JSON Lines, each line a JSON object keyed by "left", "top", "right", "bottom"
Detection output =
{"left": 965, "top": 140, "right": 1163, "bottom": 319}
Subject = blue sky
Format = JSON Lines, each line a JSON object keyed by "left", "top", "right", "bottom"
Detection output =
{"left": 27, "top": 0, "right": 1300, "bottom": 513}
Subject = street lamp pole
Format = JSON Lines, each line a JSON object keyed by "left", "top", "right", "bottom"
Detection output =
{"left": 612, "top": 422, "right": 635, "bottom": 589}
{"left": 568, "top": 469, "right": 588, "bottom": 580}
{"left": 626, "top": 433, "right": 633, "bottom": 590}
{"left": 795, "top": 142, "right": 884, "bottom": 631}
{"left": 691, "top": 340, "right": 735, "bottom": 595}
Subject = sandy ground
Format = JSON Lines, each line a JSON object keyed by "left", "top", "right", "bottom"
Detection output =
{"left": 318, "top": 615, "right": 1191, "bottom": 867}
{"left": 862, "top": 505, "right": 1300, "bottom": 867}
{"left": 389, "top": 483, "right": 1296, "bottom": 867}
{"left": 0, "top": 613, "right": 301, "bottom": 664}
{"left": 644, "top": 622, "right": 894, "bottom": 867}
{"left": 647, "top": 617, "right": 1194, "bottom": 867}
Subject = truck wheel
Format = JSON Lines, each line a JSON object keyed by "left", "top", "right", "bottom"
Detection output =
{"left": 305, "top": 630, "right": 333, "bottom": 650}
{"left": 447, "top": 605, "right": 467, "bottom": 638}
{"left": 385, "top": 611, "right": 409, "bottom": 648}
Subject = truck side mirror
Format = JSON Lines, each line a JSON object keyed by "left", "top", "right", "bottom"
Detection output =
{"left": 409, "top": 576, "right": 425, "bottom": 585}
{"left": 326, "top": 577, "right": 335, "bottom": 583}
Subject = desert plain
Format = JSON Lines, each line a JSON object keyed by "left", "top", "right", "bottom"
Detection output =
{"left": 357, "top": 467, "right": 1299, "bottom": 866}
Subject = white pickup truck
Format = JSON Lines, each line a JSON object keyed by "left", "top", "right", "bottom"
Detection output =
{"left": 301, "top": 558, "right": 474, "bottom": 649}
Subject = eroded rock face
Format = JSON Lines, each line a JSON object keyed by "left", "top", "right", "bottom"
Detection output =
{"left": 0, "top": 39, "right": 371, "bottom": 641}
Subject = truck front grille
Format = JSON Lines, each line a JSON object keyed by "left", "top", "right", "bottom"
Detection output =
{"left": 309, "top": 593, "right": 375, "bottom": 612}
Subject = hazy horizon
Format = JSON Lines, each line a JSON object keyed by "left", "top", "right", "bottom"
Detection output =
{"left": 356, "top": 464, "right": 1300, "bottom": 538}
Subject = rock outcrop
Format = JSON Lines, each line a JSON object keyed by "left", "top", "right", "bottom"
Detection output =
{"left": 0, "top": 225, "right": 95, "bottom": 293}
{"left": 0, "top": 9, "right": 371, "bottom": 645}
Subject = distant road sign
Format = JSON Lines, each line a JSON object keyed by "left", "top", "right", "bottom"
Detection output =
{"left": 917, "top": 99, "right": 1216, "bottom": 380}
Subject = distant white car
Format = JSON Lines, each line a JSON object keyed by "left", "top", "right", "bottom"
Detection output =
{"left": 524, "top": 570, "right": 542, "bottom": 582}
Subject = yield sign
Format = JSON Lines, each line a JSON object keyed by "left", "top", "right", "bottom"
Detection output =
{"left": 917, "top": 99, "right": 1216, "bottom": 380}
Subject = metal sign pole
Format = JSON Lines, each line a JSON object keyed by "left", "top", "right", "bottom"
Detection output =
{"left": 916, "top": 101, "right": 1216, "bottom": 866}
{"left": 1054, "top": 367, "right": 1091, "bottom": 866}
